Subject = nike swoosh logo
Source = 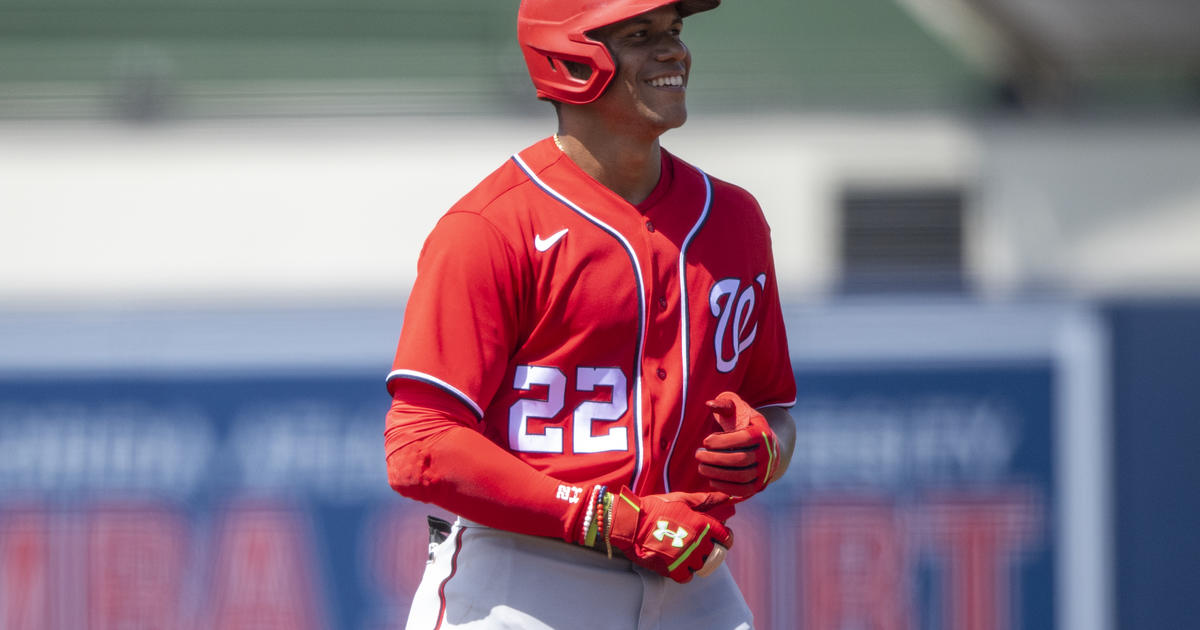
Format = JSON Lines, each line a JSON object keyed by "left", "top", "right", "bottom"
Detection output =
{"left": 534, "top": 228, "right": 568, "bottom": 252}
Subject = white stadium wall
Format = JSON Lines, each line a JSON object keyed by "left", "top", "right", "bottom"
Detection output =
{"left": 2, "top": 114, "right": 1198, "bottom": 309}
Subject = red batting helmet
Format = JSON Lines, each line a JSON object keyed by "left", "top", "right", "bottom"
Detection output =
{"left": 517, "top": 0, "right": 720, "bottom": 105}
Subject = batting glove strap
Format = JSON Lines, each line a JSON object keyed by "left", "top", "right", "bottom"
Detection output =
{"left": 605, "top": 486, "right": 735, "bottom": 583}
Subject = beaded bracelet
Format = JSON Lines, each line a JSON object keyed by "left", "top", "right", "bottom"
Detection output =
{"left": 591, "top": 485, "right": 607, "bottom": 549}
{"left": 581, "top": 486, "right": 600, "bottom": 547}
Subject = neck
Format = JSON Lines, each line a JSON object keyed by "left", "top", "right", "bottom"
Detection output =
{"left": 554, "top": 127, "right": 662, "bottom": 206}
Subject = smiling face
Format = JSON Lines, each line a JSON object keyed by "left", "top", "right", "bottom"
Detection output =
{"left": 584, "top": 5, "right": 692, "bottom": 136}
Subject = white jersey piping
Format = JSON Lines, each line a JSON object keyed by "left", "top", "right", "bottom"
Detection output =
{"left": 663, "top": 168, "right": 713, "bottom": 493}
{"left": 386, "top": 369, "right": 485, "bottom": 419}
{"left": 511, "top": 153, "right": 650, "bottom": 491}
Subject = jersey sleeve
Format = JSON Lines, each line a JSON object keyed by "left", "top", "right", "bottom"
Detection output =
{"left": 387, "top": 211, "right": 524, "bottom": 419}
{"left": 738, "top": 231, "right": 798, "bottom": 410}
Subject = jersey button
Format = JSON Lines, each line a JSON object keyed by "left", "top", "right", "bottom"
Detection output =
{"left": 645, "top": 220, "right": 655, "bottom": 233}
{"left": 658, "top": 296, "right": 668, "bottom": 310}
{"left": 656, "top": 368, "right": 667, "bottom": 380}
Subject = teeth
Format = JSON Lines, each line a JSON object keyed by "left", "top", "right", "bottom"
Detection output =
{"left": 649, "top": 75, "right": 684, "bottom": 88}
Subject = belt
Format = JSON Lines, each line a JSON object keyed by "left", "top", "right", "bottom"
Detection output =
{"left": 424, "top": 514, "right": 626, "bottom": 560}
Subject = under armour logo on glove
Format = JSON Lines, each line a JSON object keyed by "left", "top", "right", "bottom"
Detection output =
{"left": 603, "top": 487, "right": 735, "bottom": 583}
{"left": 652, "top": 521, "right": 688, "bottom": 548}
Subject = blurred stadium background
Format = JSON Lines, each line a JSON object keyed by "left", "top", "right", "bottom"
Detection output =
{"left": 1, "top": 0, "right": 1198, "bottom": 628}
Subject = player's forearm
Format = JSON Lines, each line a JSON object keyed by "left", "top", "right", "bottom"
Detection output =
{"left": 757, "top": 405, "right": 796, "bottom": 484}
{"left": 386, "top": 425, "right": 585, "bottom": 540}
{"left": 384, "top": 386, "right": 590, "bottom": 542}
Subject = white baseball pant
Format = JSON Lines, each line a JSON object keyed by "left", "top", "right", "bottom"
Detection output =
{"left": 404, "top": 517, "right": 754, "bottom": 630}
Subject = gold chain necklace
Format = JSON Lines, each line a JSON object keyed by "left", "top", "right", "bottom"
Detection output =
{"left": 553, "top": 133, "right": 565, "bottom": 152}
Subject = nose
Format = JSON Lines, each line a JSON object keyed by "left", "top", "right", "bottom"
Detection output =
{"left": 655, "top": 35, "right": 688, "bottom": 63}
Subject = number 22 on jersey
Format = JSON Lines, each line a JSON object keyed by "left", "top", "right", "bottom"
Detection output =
{"left": 509, "top": 365, "right": 628, "bottom": 454}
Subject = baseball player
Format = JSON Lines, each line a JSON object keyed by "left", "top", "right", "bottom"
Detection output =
{"left": 384, "top": 1, "right": 797, "bottom": 628}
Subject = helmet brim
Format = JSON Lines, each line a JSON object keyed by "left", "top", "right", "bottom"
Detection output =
{"left": 677, "top": 0, "right": 720, "bottom": 18}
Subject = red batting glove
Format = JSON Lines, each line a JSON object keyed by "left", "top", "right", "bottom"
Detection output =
{"left": 695, "top": 391, "right": 782, "bottom": 499}
{"left": 605, "top": 486, "right": 735, "bottom": 583}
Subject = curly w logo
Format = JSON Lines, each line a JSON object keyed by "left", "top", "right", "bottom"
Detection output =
{"left": 709, "top": 275, "right": 767, "bottom": 373}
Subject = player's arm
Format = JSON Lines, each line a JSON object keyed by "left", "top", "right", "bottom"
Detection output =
{"left": 695, "top": 217, "right": 798, "bottom": 498}
{"left": 384, "top": 380, "right": 583, "bottom": 537}
{"left": 385, "top": 380, "right": 735, "bottom": 583}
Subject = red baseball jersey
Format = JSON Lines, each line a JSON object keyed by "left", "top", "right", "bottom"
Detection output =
{"left": 388, "top": 137, "right": 795, "bottom": 496}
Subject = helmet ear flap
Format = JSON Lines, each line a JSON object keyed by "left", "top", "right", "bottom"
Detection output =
{"left": 520, "top": 40, "right": 615, "bottom": 104}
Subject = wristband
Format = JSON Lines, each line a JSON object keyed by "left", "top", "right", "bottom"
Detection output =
{"left": 603, "top": 491, "right": 615, "bottom": 558}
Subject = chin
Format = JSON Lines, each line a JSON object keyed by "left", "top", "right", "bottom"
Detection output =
{"left": 642, "top": 104, "right": 688, "bottom": 133}
{"left": 662, "top": 107, "right": 688, "bottom": 129}
{"left": 671, "top": 109, "right": 689, "bottom": 129}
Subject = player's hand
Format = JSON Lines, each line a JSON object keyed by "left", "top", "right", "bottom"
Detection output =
{"left": 606, "top": 486, "right": 734, "bottom": 583}
{"left": 695, "top": 391, "right": 781, "bottom": 499}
